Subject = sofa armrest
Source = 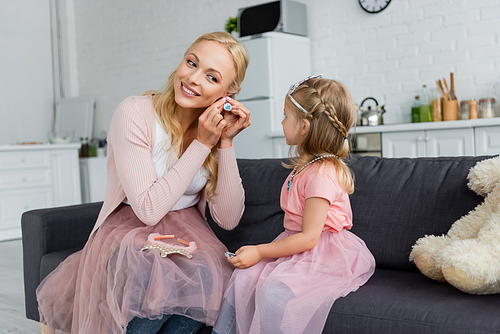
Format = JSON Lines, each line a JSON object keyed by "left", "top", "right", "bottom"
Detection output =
{"left": 21, "top": 202, "right": 103, "bottom": 321}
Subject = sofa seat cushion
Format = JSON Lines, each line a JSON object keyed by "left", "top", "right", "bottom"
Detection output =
{"left": 326, "top": 268, "right": 500, "bottom": 334}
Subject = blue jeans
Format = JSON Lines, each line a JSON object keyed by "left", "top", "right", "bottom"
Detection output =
{"left": 126, "top": 314, "right": 203, "bottom": 334}
{"left": 212, "top": 299, "right": 236, "bottom": 334}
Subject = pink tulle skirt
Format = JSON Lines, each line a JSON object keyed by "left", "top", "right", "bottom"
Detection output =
{"left": 36, "top": 204, "right": 233, "bottom": 333}
{"left": 224, "top": 229, "right": 375, "bottom": 334}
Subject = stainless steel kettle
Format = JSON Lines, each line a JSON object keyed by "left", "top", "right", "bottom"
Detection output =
{"left": 358, "top": 97, "right": 386, "bottom": 126}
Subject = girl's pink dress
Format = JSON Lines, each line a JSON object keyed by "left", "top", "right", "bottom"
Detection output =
{"left": 223, "top": 162, "right": 376, "bottom": 334}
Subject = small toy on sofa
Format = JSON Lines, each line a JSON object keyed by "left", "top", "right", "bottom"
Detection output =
{"left": 410, "top": 155, "right": 500, "bottom": 295}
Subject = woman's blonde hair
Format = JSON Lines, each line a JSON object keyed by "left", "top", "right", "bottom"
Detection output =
{"left": 144, "top": 32, "right": 248, "bottom": 198}
{"left": 286, "top": 78, "right": 357, "bottom": 194}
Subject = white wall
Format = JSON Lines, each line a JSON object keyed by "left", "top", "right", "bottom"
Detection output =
{"left": 4, "top": 0, "right": 499, "bottom": 145}
{"left": 309, "top": 0, "right": 500, "bottom": 123}
{"left": 0, "top": 0, "right": 54, "bottom": 145}
{"left": 72, "top": 0, "right": 265, "bottom": 138}
{"left": 68, "top": 0, "right": 500, "bottom": 134}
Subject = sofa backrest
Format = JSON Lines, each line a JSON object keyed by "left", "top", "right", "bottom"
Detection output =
{"left": 346, "top": 155, "right": 488, "bottom": 271}
{"left": 207, "top": 158, "right": 289, "bottom": 252}
{"left": 207, "top": 155, "right": 488, "bottom": 272}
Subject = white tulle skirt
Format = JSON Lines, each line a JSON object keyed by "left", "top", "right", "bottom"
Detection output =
{"left": 36, "top": 204, "right": 233, "bottom": 333}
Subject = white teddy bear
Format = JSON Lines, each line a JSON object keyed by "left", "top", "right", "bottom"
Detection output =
{"left": 410, "top": 155, "right": 500, "bottom": 295}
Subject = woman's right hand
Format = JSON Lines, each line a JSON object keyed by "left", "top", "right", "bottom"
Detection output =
{"left": 196, "top": 98, "right": 228, "bottom": 149}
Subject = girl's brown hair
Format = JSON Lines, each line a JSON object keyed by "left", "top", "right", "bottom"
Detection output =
{"left": 144, "top": 32, "right": 248, "bottom": 198}
{"left": 287, "top": 78, "right": 357, "bottom": 194}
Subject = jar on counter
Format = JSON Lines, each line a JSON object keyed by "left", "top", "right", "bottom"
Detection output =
{"left": 479, "top": 98, "right": 496, "bottom": 118}
{"left": 459, "top": 101, "right": 470, "bottom": 120}
{"left": 469, "top": 99, "right": 477, "bottom": 119}
{"left": 430, "top": 88, "right": 442, "bottom": 121}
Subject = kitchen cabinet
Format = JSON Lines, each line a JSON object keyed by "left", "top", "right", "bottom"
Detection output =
{"left": 52, "top": 148, "right": 82, "bottom": 206}
{"left": 382, "top": 128, "right": 474, "bottom": 158}
{"left": 0, "top": 144, "right": 81, "bottom": 241}
{"left": 79, "top": 156, "right": 107, "bottom": 203}
{"left": 474, "top": 126, "right": 500, "bottom": 156}
{"left": 351, "top": 118, "right": 500, "bottom": 158}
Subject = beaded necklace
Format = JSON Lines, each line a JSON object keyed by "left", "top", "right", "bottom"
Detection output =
{"left": 286, "top": 154, "right": 339, "bottom": 191}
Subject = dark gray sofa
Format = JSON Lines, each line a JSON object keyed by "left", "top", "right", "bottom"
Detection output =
{"left": 22, "top": 155, "right": 500, "bottom": 333}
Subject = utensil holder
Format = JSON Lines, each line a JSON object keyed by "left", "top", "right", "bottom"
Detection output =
{"left": 442, "top": 99, "right": 458, "bottom": 121}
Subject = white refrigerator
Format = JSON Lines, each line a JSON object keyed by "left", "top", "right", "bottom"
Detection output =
{"left": 232, "top": 32, "right": 311, "bottom": 158}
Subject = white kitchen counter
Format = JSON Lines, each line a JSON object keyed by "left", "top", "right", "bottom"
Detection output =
{"left": 0, "top": 143, "right": 81, "bottom": 151}
{"left": 350, "top": 117, "right": 500, "bottom": 134}
{"left": 268, "top": 117, "right": 500, "bottom": 138}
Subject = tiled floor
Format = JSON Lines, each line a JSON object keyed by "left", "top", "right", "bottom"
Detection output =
{"left": 0, "top": 239, "right": 41, "bottom": 333}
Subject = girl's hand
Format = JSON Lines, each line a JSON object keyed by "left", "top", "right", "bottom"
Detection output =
{"left": 220, "top": 96, "right": 251, "bottom": 145}
{"left": 196, "top": 98, "right": 228, "bottom": 149}
{"left": 229, "top": 245, "right": 261, "bottom": 268}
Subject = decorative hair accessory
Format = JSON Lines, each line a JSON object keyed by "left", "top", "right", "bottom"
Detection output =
{"left": 287, "top": 154, "right": 338, "bottom": 191}
{"left": 140, "top": 233, "right": 197, "bottom": 258}
{"left": 223, "top": 102, "right": 232, "bottom": 111}
{"left": 287, "top": 74, "right": 323, "bottom": 114}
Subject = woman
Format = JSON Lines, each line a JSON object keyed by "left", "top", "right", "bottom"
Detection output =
{"left": 36, "top": 31, "right": 250, "bottom": 334}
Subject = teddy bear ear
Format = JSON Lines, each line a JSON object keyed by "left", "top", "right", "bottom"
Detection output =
{"left": 467, "top": 156, "right": 500, "bottom": 196}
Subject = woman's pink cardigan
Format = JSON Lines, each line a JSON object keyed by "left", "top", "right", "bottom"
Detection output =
{"left": 90, "top": 95, "right": 245, "bottom": 236}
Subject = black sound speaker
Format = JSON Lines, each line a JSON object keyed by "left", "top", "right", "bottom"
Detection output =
{"left": 238, "top": 0, "right": 307, "bottom": 38}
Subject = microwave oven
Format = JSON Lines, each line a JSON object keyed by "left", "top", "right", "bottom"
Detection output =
{"left": 237, "top": 0, "right": 307, "bottom": 38}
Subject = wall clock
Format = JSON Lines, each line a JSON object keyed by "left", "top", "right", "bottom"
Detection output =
{"left": 359, "top": 0, "right": 391, "bottom": 14}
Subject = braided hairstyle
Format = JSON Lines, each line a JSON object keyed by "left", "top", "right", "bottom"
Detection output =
{"left": 286, "top": 78, "right": 356, "bottom": 194}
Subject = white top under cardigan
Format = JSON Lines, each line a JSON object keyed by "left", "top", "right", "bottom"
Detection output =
{"left": 151, "top": 117, "right": 209, "bottom": 211}
{"left": 124, "top": 117, "right": 209, "bottom": 210}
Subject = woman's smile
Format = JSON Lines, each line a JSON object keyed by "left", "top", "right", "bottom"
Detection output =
{"left": 181, "top": 82, "right": 200, "bottom": 97}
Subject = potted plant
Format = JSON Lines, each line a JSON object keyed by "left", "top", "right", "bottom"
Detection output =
{"left": 224, "top": 17, "right": 238, "bottom": 37}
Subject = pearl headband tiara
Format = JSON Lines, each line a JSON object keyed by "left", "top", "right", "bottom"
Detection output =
{"left": 287, "top": 74, "right": 323, "bottom": 114}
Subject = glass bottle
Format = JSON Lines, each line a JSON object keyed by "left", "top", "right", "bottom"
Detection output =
{"left": 411, "top": 96, "right": 421, "bottom": 123}
{"left": 80, "top": 137, "right": 89, "bottom": 158}
{"left": 419, "top": 85, "right": 432, "bottom": 122}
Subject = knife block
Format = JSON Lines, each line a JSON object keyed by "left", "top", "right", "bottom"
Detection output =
{"left": 442, "top": 99, "right": 458, "bottom": 121}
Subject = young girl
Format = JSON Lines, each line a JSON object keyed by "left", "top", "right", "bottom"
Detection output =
{"left": 36, "top": 32, "right": 250, "bottom": 334}
{"left": 212, "top": 75, "right": 376, "bottom": 334}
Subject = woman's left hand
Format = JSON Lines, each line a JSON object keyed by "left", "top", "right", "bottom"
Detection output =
{"left": 229, "top": 245, "right": 261, "bottom": 268}
{"left": 220, "top": 96, "right": 251, "bottom": 144}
